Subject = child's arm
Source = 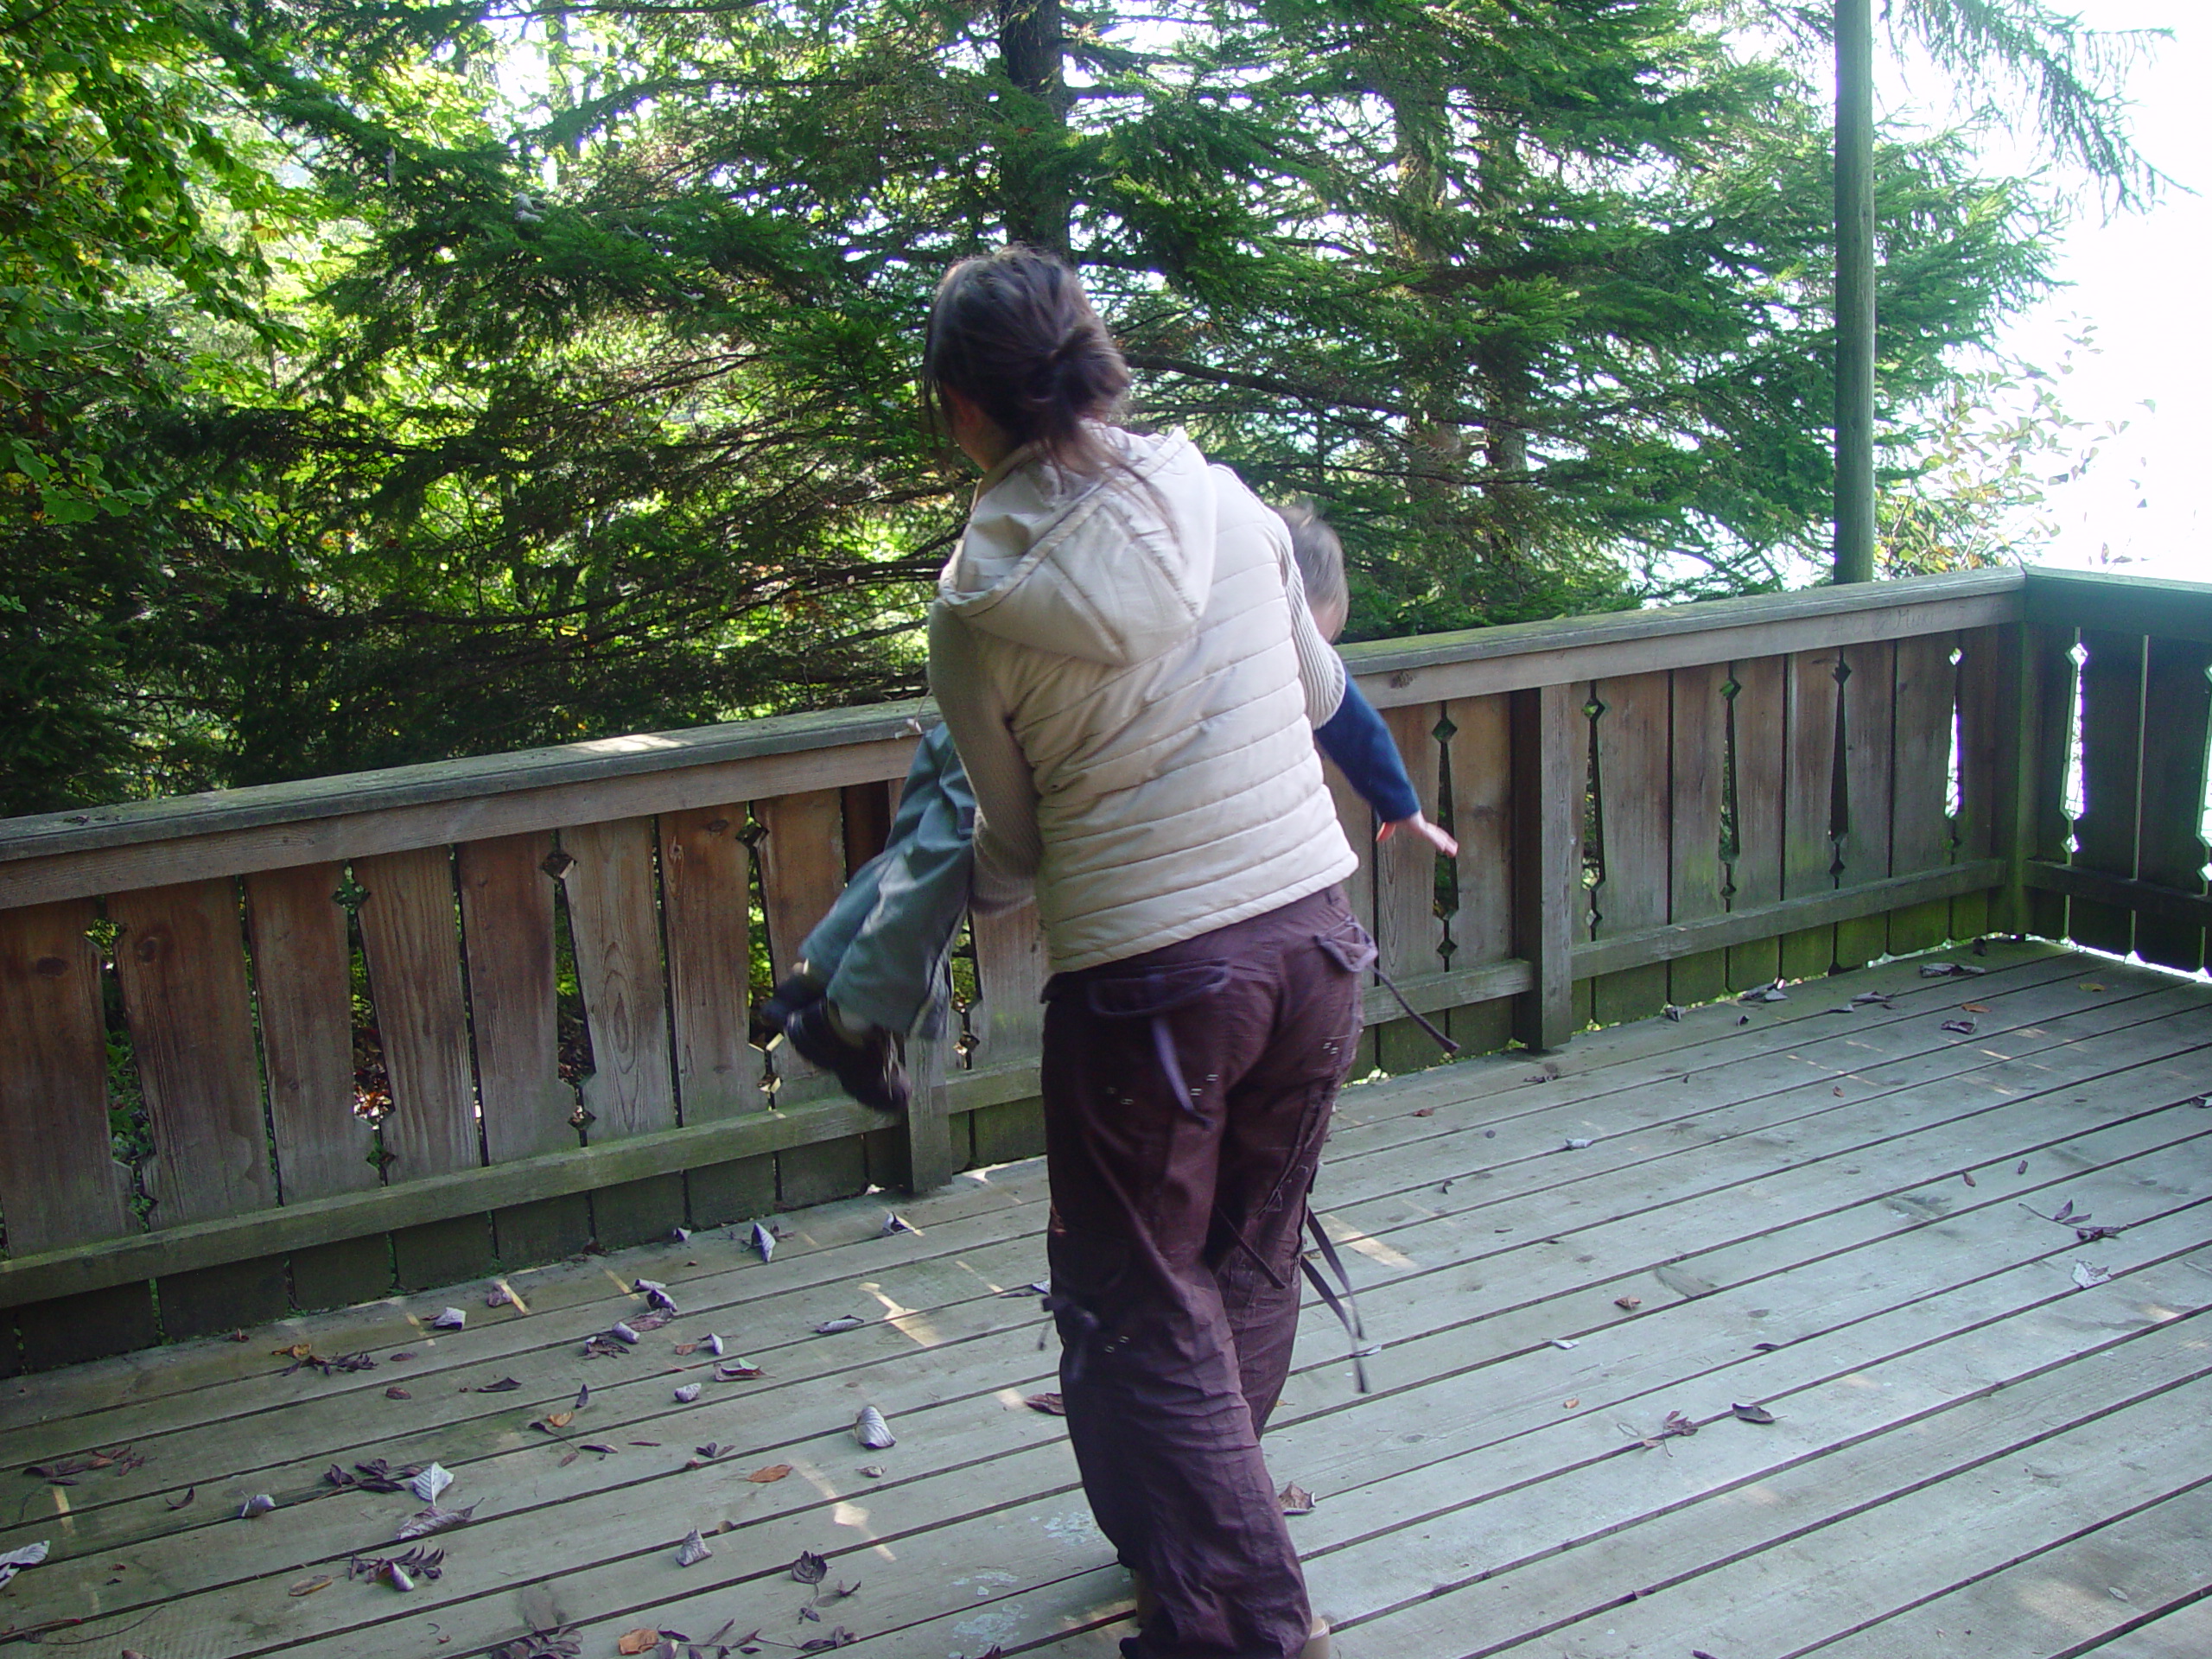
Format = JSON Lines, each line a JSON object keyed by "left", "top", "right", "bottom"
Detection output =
{"left": 1315, "top": 676, "right": 1459, "bottom": 856}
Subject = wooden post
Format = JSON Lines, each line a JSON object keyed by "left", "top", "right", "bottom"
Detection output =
{"left": 1511, "top": 682, "right": 1578, "bottom": 1052}
{"left": 1834, "top": 0, "right": 1877, "bottom": 586}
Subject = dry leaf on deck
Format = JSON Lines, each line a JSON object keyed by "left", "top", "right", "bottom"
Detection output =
{"left": 751, "top": 1222, "right": 777, "bottom": 1263}
{"left": 0, "top": 1541, "right": 48, "bottom": 1586}
{"left": 385, "top": 1386, "right": 411, "bottom": 1400}
{"left": 238, "top": 1494, "right": 276, "bottom": 1518}
{"left": 2072, "top": 1261, "right": 2113, "bottom": 1289}
{"left": 1961, "top": 1170, "right": 1977, "bottom": 1186}
{"left": 1731, "top": 1402, "right": 1777, "bottom": 1425}
{"left": 800, "top": 1629, "right": 855, "bottom": 1650}
{"left": 676, "top": 1528, "right": 713, "bottom": 1567}
{"left": 2053, "top": 1199, "right": 2079, "bottom": 1223}
{"left": 1961, "top": 1002, "right": 1991, "bottom": 1014}
{"left": 396, "top": 1502, "right": 477, "bottom": 1541}
{"left": 2080, "top": 981, "right": 2107, "bottom": 992}
{"left": 673, "top": 1383, "right": 702, "bottom": 1404}
{"left": 486, "top": 1285, "right": 514, "bottom": 1307}
{"left": 1412, "top": 1107, "right": 1434, "bottom": 1118}
{"left": 792, "top": 1548, "right": 830, "bottom": 1584}
{"left": 1025, "top": 1393, "right": 1066, "bottom": 1416}
{"left": 542, "top": 1411, "right": 574, "bottom": 1430}
{"left": 289, "top": 1573, "right": 334, "bottom": 1596}
{"left": 1278, "top": 1484, "right": 1315, "bottom": 1516}
{"left": 814, "top": 1315, "right": 865, "bottom": 1334}
{"left": 854, "top": 1407, "right": 894, "bottom": 1449}
{"left": 748, "top": 1463, "right": 793, "bottom": 1484}
{"left": 1613, "top": 1296, "right": 1642, "bottom": 1311}
{"left": 408, "top": 1463, "right": 453, "bottom": 1503}
{"left": 1941, "top": 1019, "right": 1977, "bottom": 1035}
{"left": 164, "top": 1487, "right": 195, "bottom": 1510}
{"left": 473, "top": 1376, "right": 524, "bottom": 1393}
{"left": 430, "top": 1307, "right": 467, "bottom": 1330}
{"left": 617, "top": 1632, "right": 661, "bottom": 1656}
{"left": 882, "top": 1211, "right": 915, "bottom": 1236}
{"left": 717, "top": 1361, "right": 766, "bottom": 1382}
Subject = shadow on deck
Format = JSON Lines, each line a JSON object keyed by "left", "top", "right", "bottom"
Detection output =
{"left": 1, "top": 938, "right": 2208, "bottom": 1657}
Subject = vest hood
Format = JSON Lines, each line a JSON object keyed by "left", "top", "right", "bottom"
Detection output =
{"left": 937, "top": 427, "right": 1217, "bottom": 668}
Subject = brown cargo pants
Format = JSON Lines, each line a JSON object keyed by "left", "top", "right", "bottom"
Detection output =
{"left": 1040, "top": 887, "right": 1367, "bottom": 1659}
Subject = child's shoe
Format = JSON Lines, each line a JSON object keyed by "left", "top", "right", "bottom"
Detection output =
{"left": 783, "top": 999, "right": 910, "bottom": 1116}
{"left": 752, "top": 971, "right": 823, "bottom": 1050}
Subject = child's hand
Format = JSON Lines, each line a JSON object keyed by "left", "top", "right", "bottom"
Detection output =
{"left": 1376, "top": 812, "right": 1459, "bottom": 858}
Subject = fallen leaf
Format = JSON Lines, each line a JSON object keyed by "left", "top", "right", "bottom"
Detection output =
{"left": 799, "top": 1629, "right": 855, "bottom": 1650}
{"left": 238, "top": 1494, "right": 276, "bottom": 1518}
{"left": 618, "top": 1633, "right": 661, "bottom": 1656}
{"left": 430, "top": 1307, "right": 466, "bottom": 1331}
{"left": 1961, "top": 1002, "right": 1991, "bottom": 1014}
{"left": 748, "top": 1464, "right": 792, "bottom": 1484}
{"left": 289, "top": 1573, "right": 334, "bottom": 1597}
{"left": 385, "top": 1386, "right": 411, "bottom": 1401}
{"left": 409, "top": 1463, "right": 453, "bottom": 1503}
{"left": 881, "top": 1211, "right": 916, "bottom": 1236}
{"left": 813, "top": 1315, "right": 865, "bottom": 1334}
{"left": 164, "top": 1487, "right": 195, "bottom": 1510}
{"left": 473, "top": 1376, "right": 523, "bottom": 1393}
{"left": 1562, "top": 1398, "right": 1580, "bottom": 1409}
{"left": 2017, "top": 1160, "right": 2028, "bottom": 1174}
{"left": 1279, "top": 1483, "right": 1315, "bottom": 1515}
{"left": 0, "top": 1541, "right": 48, "bottom": 1587}
{"left": 559, "top": 1451, "right": 579, "bottom": 1467}
{"left": 486, "top": 1285, "right": 514, "bottom": 1308}
{"left": 1613, "top": 1296, "right": 1642, "bottom": 1312}
{"left": 792, "top": 1548, "right": 830, "bottom": 1584}
{"left": 542, "top": 1411, "right": 574, "bottom": 1429}
{"left": 750, "top": 1222, "right": 777, "bottom": 1263}
{"left": 855, "top": 1407, "right": 895, "bottom": 1449}
{"left": 673, "top": 1383, "right": 702, "bottom": 1404}
{"left": 2054, "top": 1199, "right": 2078, "bottom": 1223}
{"left": 1412, "top": 1107, "right": 1434, "bottom": 1117}
{"left": 1548, "top": 1338, "right": 1579, "bottom": 1350}
{"left": 2081, "top": 981, "right": 2106, "bottom": 992}
{"left": 1562, "top": 1136, "right": 1593, "bottom": 1150}
{"left": 858, "top": 1465, "right": 885, "bottom": 1478}
{"left": 1941, "top": 1019, "right": 1978, "bottom": 1035}
{"left": 396, "top": 1502, "right": 477, "bottom": 1541}
{"left": 676, "top": 1528, "right": 713, "bottom": 1567}
{"left": 1025, "top": 1392, "right": 1066, "bottom": 1416}
{"left": 717, "top": 1362, "right": 766, "bottom": 1382}
{"left": 1731, "top": 1402, "right": 1777, "bottom": 1425}
{"left": 1961, "top": 1170, "right": 1977, "bottom": 1187}
{"left": 2072, "top": 1260, "right": 2113, "bottom": 1289}
{"left": 1751, "top": 1341, "right": 1780, "bottom": 1351}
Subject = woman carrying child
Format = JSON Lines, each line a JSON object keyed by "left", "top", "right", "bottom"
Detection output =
{"left": 911, "top": 246, "right": 1413, "bottom": 1659}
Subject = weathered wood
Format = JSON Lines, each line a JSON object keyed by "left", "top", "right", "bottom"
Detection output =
{"left": 904, "top": 1014, "right": 961, "bottom": 1189}
{"left": 1949, "top": 623, "right": 2011, "bottom": 942}
{"left": 0, "top": 709, "right": 932, "bottom": 910}
{"left": 243, "top": 864, "right": 375, "bottom": 1202}
{"left": 455, "top": 833, "right": 574, "bottom": 1160}
{"left": 841, "top": 779, "right": 895, "bottom": 874}
{"left": 1833, "top": 638, "right": 1896, "bottom": 969}
{"left": 156, "top": 1256, "right": 289, "bottom": 1340}
{"left": 1588, "top": 671, "right": 1671, "bottom": 1024}
{"left": 682, "top": 1155, "right": 779, "bottom": 1230}
{"left": 108, "top": 880, "right": 276, "bottom": 1225}
{"left": 1376, "top": 703, "right": 1448, "bottom": 1071}
{"left": 2132, "top": 637, "right": 2212, "bottom": 972}
{"left": 1666, "top": 662, "right": 1731, "bottom": 1007}
{"left": 1444, "top": 693, "right": 1512, "bottom": 1055}
{"left": 960, "top": 903, "right": 1046, "bottom": 1189}
{"left": 288, "top": 1236, "right": 392, "bottom": 1311}
{"left": 1570, "top": 859, "right": 2003, "bottom": 978}
{"left": 1511, "top": 683, "right": 1580, "bottom": 1052}
{"left": 0, "top": 1094, "right": 890, "bottom": 1309}
{"left": 0, "top": 899, "right": 133, "bottom": 1249}
{"left": 560, "top": 817, "right": 677, "bottom": 1140}
{"left": 658, "top": 804, "right": 762, "bottom": 1122}
{"left": 1362, "top": 957, "right": 1534, "bottom": 1021}
{"left": 391, "top": 1213, "right": 497, "bottom": 1293}
{"left": 1724, "top": 656, "right": 1787, "bottom": 992}
{"left": 2021, "top": 565, "right": 2212, "bottom": 645}
{"left": 353, "top": 848, "right": 481, "bottom": 1179}
{"left": 16, "top": 1284, "right": 156, "bottom": 1369}
{"left": 1885, "top": 631, "right": 1957, "bottom": 955}
{"left": 589, "top": 1174, "right": 688, "bottom": 1250}
{"left": 754, "top": 787, "right": 869, "bottom": 1205}
{"left": 1336, "top": 569, "right": 2020, "bottom": 712}
{"left": 2070, "top": 628, "right": 2148, "bottom": 954}
{"left": 2010, "top": 622, "right": 2077, "bottom": 941}
{"left": 2021, "top": 861, "right": 2212, "bottom": 930}
{"left": 1779, "top": 647, "right": 1842, "bottom": 979}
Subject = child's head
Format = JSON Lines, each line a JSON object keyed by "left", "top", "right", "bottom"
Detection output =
{"left": 1279, "top": 499, "right": 1348, "bottom": 641}
{"left": 925, "top": 248, "right": 1128, "bottom": 475}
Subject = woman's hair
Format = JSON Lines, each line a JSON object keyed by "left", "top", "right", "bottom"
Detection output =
{"left": 1278, "top": 498, "right": 1348, "bottom": 622}
{"left": 923, "top": 246, "right": 1130, "bottom": 476}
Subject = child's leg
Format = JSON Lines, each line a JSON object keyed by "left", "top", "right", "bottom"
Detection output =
{"left": 824, "top": 728, "right": 976, "bottom": 1036}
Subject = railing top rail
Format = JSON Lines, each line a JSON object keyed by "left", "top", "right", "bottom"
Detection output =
{"left": 2021, "top": 564, "right": 2212, "bottom": 645}
{"left": 0, "top": 568, "right": 2031, "bottom": 871}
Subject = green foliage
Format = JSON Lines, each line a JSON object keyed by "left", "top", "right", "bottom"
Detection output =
{"left": 0, "top": 0, "right": 2082, "bottom": 812}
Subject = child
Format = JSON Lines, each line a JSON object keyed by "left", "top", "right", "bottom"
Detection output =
{"left": 762, "top": 501, "right": 1457, "bottom": 1111}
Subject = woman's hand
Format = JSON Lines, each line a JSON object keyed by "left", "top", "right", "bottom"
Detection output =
{"left": 1376, "top": 811, "right": 1459, "bottom": 858}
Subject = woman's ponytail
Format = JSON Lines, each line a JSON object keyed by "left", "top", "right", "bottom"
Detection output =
{"left": 925, "top": 248, "right": 1130, "bottom": 477}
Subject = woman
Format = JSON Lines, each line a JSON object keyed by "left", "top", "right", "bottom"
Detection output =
{"left": 926, "top": 246, "right": 1363, "bottom": 1659}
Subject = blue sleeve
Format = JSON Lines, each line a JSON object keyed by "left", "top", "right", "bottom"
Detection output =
{"left": 1313, "top": 677, "right": 1422, "bottom": 823}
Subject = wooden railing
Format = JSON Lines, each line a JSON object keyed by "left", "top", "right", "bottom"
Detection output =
{"left": 2, "top": 565, "right": 2201, "bottom": 1370}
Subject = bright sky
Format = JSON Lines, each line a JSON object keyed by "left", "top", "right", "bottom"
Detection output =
{"left": 1912, "top": 0, "right": 2211, "bottom": 580}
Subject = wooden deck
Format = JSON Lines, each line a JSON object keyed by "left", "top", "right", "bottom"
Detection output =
{"left": 2, "top": 938, "right": 2208, "bottom": 1658}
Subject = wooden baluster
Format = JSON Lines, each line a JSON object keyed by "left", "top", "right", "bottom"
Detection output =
{"left": 1446, "top": 691, "right": 1512, "bottom": 1055}
{"left": 1726, "top": 657, "right": 1788, "bottom": 992}
{"left": 0, "top": 900, "right": 150, "bottom": 1365}
{"left": 1950, "top": 625, "right": 2013, "bottom": 943}
{"left": 1668, "top": 662, "right": 1732, "bottom": 1007}
{"left": 2069, "top": 631, "right": 2147, "bottom": 955}
{"left": 1375, "top": 703, "right": 1448, "bottom": 1073}
{"left": 458, "top": 832, "right": 591, "bottom": 1265}
{"left": 1834, "top": 639, "right": 1897, "bottom": 969}
{"left": 2133, "top": 638, "right": 2212, "bottom": 972}
{"left": 963, "top": 902, "right": 1046, "bottom": 1175}
{"left": 1780, "top": 648, "right": 1843, "bottom": 980}
{"left": 108, "top": 878, "right": 286, "bottom": 1335}
{"left": 1510, "top": 683, "right": 1580, "bottom": 1052}
{"left": 244, "top": 863, "right": 386, "bottom": 1311}
{"left": 660, "top": 804, "right": 774, "bottom": 1224}
{"left": 1887, "top": 632, "right": 1961, "bottom": 956}
{"left": 1588, "top": 671, "right": 1671, "bottom": 1024}
{"left": 560, "top": 817, "right": 682, "bottom": 1246}
{"left": 2016, "top": 625, "right": 2079, "bottom": 940}
{"left": 353, "top": 846, "right": 493, "bottom": 1289}
{"left": 755, "top": 787, "right": 868, "bottom": 1207}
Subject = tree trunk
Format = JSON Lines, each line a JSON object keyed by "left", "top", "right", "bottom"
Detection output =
{"left": 1834, "top": 0, "right": 1876, "bottom": 584}
{"left": 996, "top": 0, "right": 1071, "bottom": 258}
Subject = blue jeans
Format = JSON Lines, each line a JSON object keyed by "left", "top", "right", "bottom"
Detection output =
{"left": 798, "top": 724, "right": 976, "bottom": 1036}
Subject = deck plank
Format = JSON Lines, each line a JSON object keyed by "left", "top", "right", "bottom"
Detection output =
{"left": 0, "top": 947, "right": 2205, "bottom": 1659}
